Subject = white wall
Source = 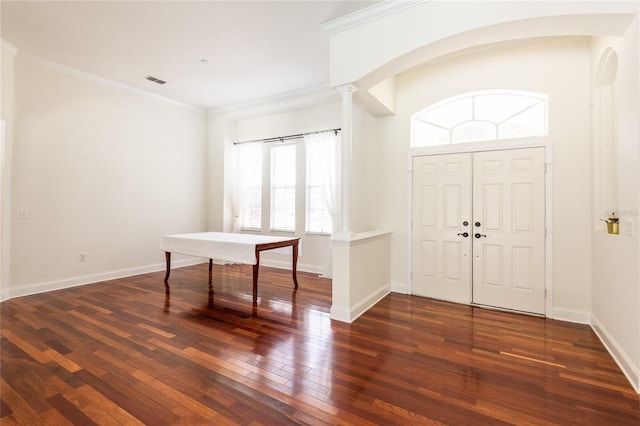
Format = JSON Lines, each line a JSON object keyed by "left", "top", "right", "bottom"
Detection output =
{"left": 374, "top": 37, "right": 593, "bottom": 318}
{"left": 6, "top": 57, "right": 207, "bottom": 298}
{"left": 233, "top": 102, "right": 340, "bottom": 143}
{"left": 351, "top": 104, "right": 385, "bottom": 234}
{"left": 590, "top": 18, "right": 640, "bottom": 392}
{"left": 206, "top": 112, "right": 233, "bottom": 233}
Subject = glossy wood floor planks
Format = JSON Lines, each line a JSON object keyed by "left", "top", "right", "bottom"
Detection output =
{"left": 1, "top": 263, "right": 639, "bottom": 425}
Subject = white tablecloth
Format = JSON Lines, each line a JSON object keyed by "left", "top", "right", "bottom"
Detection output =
{"left": 160, "top": 232, "right": 296, "bottom": 265}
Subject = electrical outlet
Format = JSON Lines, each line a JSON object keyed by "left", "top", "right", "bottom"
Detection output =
{"left": 79, "top": 253, "right": 86, "bottom": 262}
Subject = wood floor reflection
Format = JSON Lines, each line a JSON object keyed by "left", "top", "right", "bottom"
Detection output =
{"left": 1, "top": 263, "right": 639, "bottom": 425}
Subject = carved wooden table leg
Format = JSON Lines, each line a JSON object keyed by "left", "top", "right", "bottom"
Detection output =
{"left": 252, "top": 250, "right": 260, "bottom": 303}
{"left": 292, "top": 242, "right": 299, "bottom": 289}
{"left": 164, "top": 252, "right": 171, "bottom": 294}
{"left": 208, "top": 268, "right": 214, "bottom": 308}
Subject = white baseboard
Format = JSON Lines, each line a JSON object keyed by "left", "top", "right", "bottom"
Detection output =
{"left": 0, "top": 258, "right": 326, "bottom": 303}
{"left": 550, "top": 307, "right": 591, "bottom": 324}
{"left": 391, "top": 281, "right": 409, "bottom": 294}
{"left": 350, "top": 284, "right": 390, "bottom": 321}
{"left": 330, "top": 283, "right": 390, "bottom": 323}
{"left": 329, "top": 304, "right": 352, "bottom": 323}
{"left": 260, "top": 259, "right": 324, "bottom": 276}
{"left": 591, "top": 314, "right": 640, "bottom": 394}
{"left": 1, "top": 258, "right": 205, "bottom": 301}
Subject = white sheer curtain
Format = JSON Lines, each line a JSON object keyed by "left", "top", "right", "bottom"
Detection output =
{"left": 304, "top": 131, "right": 338, "bottom": 277}
{"left": 233, "top": 141, "right": 262, "bottom": 232}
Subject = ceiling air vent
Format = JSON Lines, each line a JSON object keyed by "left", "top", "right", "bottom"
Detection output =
{"left": 144, "top": 75, "right": 166, "bottom": 85}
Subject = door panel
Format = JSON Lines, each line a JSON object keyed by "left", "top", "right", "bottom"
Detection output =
{"left": 419, "top": 240, "right": 437, "bottom": 278}
{"left": 472, "top": 148, "right": 545, "bottom": 314}
{"left": 512, "top": 246, "right": 533, "bottom": 290}
{"left": 482, "top": 244, "right": 503, "bottom": 286}
{"left": 412, "top": 154, "right": 472, "bottom": 303}
{"left": 482, "top": 184, "right": 503, "bottom": 231}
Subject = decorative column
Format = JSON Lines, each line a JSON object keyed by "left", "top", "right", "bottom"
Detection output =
{"left": 331, "top": 84, "right": 355, "bottom": 322}
{"left": 330, "top": 83, "right": 393, "bottom": 323}
{"left": 336, "top": 84, "right": 356, "bottom": 236}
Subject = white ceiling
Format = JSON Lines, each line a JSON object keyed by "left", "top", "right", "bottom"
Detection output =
{"left": 1, "top": 1, "right": 380, "bottom": 110}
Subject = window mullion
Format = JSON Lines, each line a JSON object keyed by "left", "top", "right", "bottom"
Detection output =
{"left": 262, "top": 144, "right": 270, "bottom": 233}
{"left": 296, "top": 140, "right": 306, "bottom": 235}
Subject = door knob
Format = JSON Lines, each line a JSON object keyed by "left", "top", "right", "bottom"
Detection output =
{"left": 474, "top": 233, "right": 487, "bottom": 239}
{"left": 475, "top": 221, "right": 481, "bottom": 227}
{"left": 462, "top": 221, "right": 469, "bottom": 226}
{"left": 457, "top": 232, "right": 469, "bottom": 238}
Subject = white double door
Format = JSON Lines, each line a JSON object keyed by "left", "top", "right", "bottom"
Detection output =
{"left": 412, "top": 148, "right": 545, "bottom": 314}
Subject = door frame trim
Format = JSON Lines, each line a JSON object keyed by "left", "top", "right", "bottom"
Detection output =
{"left": 408, "top": 136, "right": 553, "bottom": 316}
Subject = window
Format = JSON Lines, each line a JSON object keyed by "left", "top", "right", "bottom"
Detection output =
{"left": 412, "top": 90, "right": 548, "bottom": 147}
{"left": 270, "top": 144, "right": 296, "bottom": 232}
{"left": 234, "top": 130, "right": 337, "bottom": 235}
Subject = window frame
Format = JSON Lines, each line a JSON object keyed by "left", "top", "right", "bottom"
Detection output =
{"left": 411, "top": 90, "right": 548, "bottom": 148}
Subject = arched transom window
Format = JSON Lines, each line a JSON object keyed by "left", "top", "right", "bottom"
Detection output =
{"left": 411, "top": 90, "right": 548, "bottom": 147}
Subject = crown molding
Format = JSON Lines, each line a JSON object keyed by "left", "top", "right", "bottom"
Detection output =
{"left": 15, "top": 51, "right": 204, "bottom": 112}
{"left": 208, "top": 82, "right": 339, "bottom": 119}
{"left": 322, "top": 0, "right": 427, "bottom": 35}
{"left": 1, "top": 39, "right": 18, "bottom": 57}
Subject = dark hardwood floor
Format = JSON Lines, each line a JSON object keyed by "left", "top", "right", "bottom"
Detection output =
{"left": 1, "top": 263, "right": 639, "bottom": 425}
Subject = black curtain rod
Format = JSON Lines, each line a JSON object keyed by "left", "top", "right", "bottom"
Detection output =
{"left": 233, "top": 128, "right": 341, "bottom": 145}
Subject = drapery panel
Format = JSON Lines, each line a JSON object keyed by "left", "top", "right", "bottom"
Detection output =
{"left": 233, "top": 141, "right": 262, "bottom": 232}
{"left": 305, "top": 131, "right": 338, "bottom": 278}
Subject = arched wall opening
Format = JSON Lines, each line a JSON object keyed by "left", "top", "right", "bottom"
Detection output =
{"left": 593, "top": 47, "right": 619, "bottom": 228}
